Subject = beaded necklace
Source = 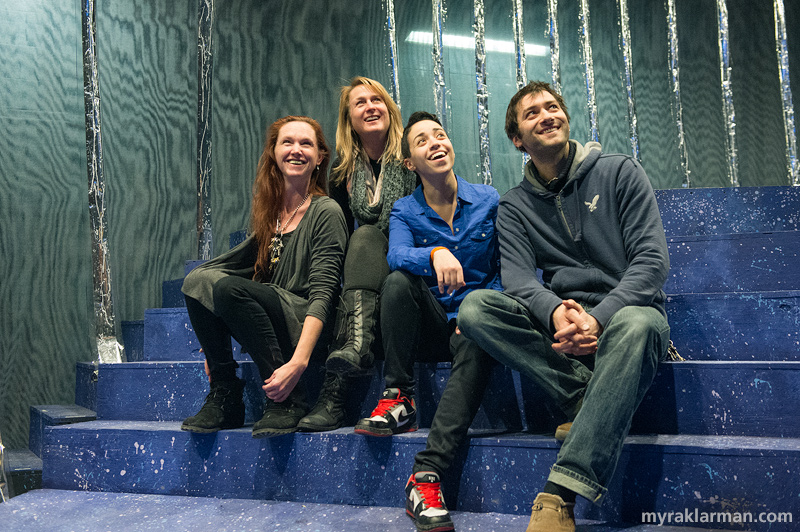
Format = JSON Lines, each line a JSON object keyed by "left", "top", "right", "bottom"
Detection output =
{"left": 269, "top": 192, "right": 310, "bottom": 271}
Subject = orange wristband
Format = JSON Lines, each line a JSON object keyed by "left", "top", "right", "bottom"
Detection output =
{"left": 430, "top": 246, "right": 447, "bottom": 264}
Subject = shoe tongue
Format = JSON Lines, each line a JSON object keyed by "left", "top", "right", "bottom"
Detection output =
{"left": 415, "top": 471, "right": 439, "bottom": 484}
{"left": 382, "top": 388, "right": 400, "bottom": 399}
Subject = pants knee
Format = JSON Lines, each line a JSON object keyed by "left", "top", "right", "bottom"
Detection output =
{"left": 348, "top": 225, "right": 387, "bottom": 254}
{"left": 380, "top": 270, "right": 415, "bottom": 303}
{"left": 211, "top": 276, "right": 250, "bottom": 315}
{"left": 603, "top": 306, "right": 668, "bottom": 368}
{"left": 457, "top": 290, "right": 503, "bottom": 334}
{"left": 607, "top": 307, "right": 665, "bottom": 338}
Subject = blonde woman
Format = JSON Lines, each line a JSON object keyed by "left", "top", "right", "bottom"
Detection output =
{"left": 296, "top": 77, "right": 417, "bottom": 432}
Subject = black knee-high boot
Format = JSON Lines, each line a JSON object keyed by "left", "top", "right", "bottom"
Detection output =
{"left": 325, "top": 289, "right": 379, "bottom": 374}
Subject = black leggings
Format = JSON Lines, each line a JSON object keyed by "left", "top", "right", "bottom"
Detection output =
{"left": 185, "top": 276, "right": 294, "bottom": 385}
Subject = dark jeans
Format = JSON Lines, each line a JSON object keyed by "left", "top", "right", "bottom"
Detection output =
{"left": 380, "top": 270, "right": 495, "bottom": 476}
{"left": 185, "top": 275, "right": 304, "bottom": 403}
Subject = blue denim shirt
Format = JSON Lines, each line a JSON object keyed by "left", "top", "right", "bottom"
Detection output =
{"left": 387, "top": 175, "right": 502, "bottom": 320}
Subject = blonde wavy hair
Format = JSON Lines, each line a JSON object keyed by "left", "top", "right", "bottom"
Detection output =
{"left": 251, "top": 116, "right": 330, "bottom": 279}
{"left": 331, "top": 77, "right": 403, "bottom": 186}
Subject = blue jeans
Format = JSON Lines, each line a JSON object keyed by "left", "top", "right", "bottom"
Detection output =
{"left": 457, "top": 290, "right": 670, "bottom": 503}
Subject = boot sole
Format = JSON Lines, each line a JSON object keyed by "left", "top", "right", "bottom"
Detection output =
{"left": 252, "top": 427, "right": 298, "bottom": 439}
{"left": 181, "top": 421, "right": 244, "bottom": 433}
{"left": 325, "top": 355, "right": 372, "bottom": 375}
{"left": 406, "top": 510, "right": 455, "bottom": 532}
{"left": 181, "top": 425, "right": 221, "bottom": 434}
{"left": 296, "top": 420, "right": 343, "bottom": 432}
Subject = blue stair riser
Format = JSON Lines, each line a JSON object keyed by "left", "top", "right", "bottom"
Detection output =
{"left": 632, "top": 362, "right": 800, "bottom": 437}
{"left": 28, "top": 405, "right": 96, "bottom": 457}
{"left": 143, "top": 308, "right": 245, "bottom": 362}
{"left": 147, "top": 295, "right": 800, "bottom": 364}
{"left": 161, "top": 279, "right": 186, "bottom": 308}
{"left": 85, "top": 361, "right": 522, "bottom": 433}
{"left": 120, "top": 320, "right": 144, "bottom": 362}
{"left": 41, "top": 423, "right": 800, "bottom": 530}
{"left": 667, "top": 291, "right": 800, "bottom": 360}
{"left": 83, "top": 360, "right": 800, "bottom": 437}
{"left": 665, "top": 231, "right": 800, "bottom": 294}
{"left": 655, "top": 186, "right": 800, "bottom": 237}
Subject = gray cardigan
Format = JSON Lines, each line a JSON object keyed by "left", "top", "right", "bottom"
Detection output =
{"left": 182, "top": 195, "right": 348, "bottom": 343}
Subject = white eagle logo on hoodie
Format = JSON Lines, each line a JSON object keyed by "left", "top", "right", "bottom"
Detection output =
{"left": 585, "top": 195, "right": 600, "bottom": 212}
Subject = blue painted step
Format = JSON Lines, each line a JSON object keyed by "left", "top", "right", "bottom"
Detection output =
{"left": 120, "top": 320, "right": 144, "bottom": 361}
{"left": 161, "top": 260, "right": 206, "bottom": 308}
{"left": 79, "top": 360, "right": 523, "bottom": 433}
{"left": 143, "top": 308, "right": 246, "bottom": 362}
{"left": 146, "top": 292, "right": 800, "bottom": 364}
{"left": 667, "top": 291, "right": 800, "bottom": 360}
{"left": 655, "top": 185, "right": 800, "bottom": 237}
{"left": 665, "top": 231, "right": 800, "bottom": 294}
{"left": 3, "top": 450, "right": 42, "bottom": 498}
{"left": 28, "top": 404, "right": 96, "bottom": 457}
{"left": 632, "top": 361, "right": 800, "bottom": 437}
{"left": 40, "top": 422, "right": 799, "bottom": 530}
{"left": 0, "top": 489, "right": 718, "bottom": 532}
{"left": 78, "top": 359, "right": 800, "bottom": 438}
{"left": 160, "top": 187, "right": 800, "bottom": 307}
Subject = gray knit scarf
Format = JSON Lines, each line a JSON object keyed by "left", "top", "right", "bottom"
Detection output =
{"left": 349, "top": 157, "right": 417, "bottom": 235}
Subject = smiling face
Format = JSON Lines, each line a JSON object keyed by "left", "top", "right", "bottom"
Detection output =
{"left": 512, "top": 91, "right": 570, "bottom": 160}
{"left": 348, "top": 84, "right": 390, "bottom": 142}
{"left": 273, "top": 121, "right": 323, "bottom": 182}
{"left": 403, "top": 119, "right": 455, "bottom": 180}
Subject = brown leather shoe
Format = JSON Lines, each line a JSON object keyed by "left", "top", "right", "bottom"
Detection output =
{"left": 526, "top": 493, "right": 575, "bottom": 532}
{"left": 554, "top": 422, "right": 572, "bottom": 441}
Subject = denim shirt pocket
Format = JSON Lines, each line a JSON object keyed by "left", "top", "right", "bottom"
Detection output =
{"left": 469, "top": 220, "right": 495, "bottom": 243}
{"left": 415, "top": 230, "right": 444, "bottom": 248}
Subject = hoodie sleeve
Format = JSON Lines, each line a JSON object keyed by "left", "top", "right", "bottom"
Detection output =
{"left": 497, "top": 199, "right": 564, "bottom": 335}
{"left": 588, "top": 158, "right": 669, "bottom": 328}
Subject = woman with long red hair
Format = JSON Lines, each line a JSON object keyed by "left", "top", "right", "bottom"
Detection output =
{"left": 181, "top": 116, "right": 347, "bottom": 438}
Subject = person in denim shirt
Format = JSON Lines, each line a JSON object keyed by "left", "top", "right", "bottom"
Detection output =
{"left": 458, "top": 81, "right": 671, "bottom": 532}
{"left": 354, "top": 111, "right": 500, "bottom": 532}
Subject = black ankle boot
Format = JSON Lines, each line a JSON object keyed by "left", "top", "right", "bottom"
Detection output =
{"left": 326, "top": 289, "right": 379, "bottom": 374}
{"left": 181, "top": 379, "right": 245, "bottom": 433}
{"left": 252, "top": 393, "right": 307, "bottom": 439}
{"left": 297, "top": 372, "right": 348, "bottom": 432}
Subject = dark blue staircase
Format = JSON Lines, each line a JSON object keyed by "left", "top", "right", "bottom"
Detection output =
{"left": 4, "top": 186, "right": 799, "bottom": 531}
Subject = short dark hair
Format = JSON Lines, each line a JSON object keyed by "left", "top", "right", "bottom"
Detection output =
{"left": 402, "top": 111, "right": 443, "bottom": 159}
{"left": 505, "top": 81, "right": 570, "bottom": 148}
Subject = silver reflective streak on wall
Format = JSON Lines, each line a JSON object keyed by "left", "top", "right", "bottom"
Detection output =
{"left": 432, "top": 0, "right": 448, "bottom": 130}
{"left": 547, "top": 0, "right": 561, "bottom": 92}
{"left": 716, "top": 0, "right": 739, "bottom": 186}
{"left": 83, "top": 0, "right": 122, "bottom": 363}
{"left": 773, "top": 0, "right": 798, "bottom": 186}
{"left": 386, "top": 0, "right": 401, "bottom": 108}
{"left": 474, "top": 0, "right": 492, "bottom": 185}
{"left": 513, "top": 0, "right": 529, "bottom": 172}
{"left": 197, "top": 0, "right": 214, "bottom": 259}
{"left": 667, "top": 0, "right": 691, "bottom": 187}
{"left": 512, "top": 0, "right": 526, "bottom": 90}
{"left": 618, "top": 0, "right": 640, "bottom": 160}
{"left": 579, "top": 0, "right": 599, "bottom": 143}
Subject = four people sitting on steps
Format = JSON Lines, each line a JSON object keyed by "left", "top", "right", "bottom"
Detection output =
{"left": 181, "top": 80, "right": 670, "bottom": 532}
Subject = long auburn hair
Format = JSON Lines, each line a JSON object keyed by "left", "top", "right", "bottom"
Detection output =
{"left": 251, "top": 116, "right": 330, "bottom": 278}
{"left": 331, "top": 77, "right": 403, "bottom": 186}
